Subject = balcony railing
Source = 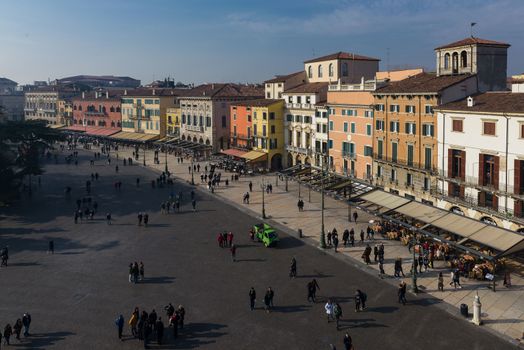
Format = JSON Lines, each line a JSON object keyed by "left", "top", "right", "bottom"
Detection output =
{"left": 185, "top": 125, "right": 204, "bottom": 132}
{"left": 285, "top": 145, "right": 312, "bottom": 155}
{"left": 342, "top": 151, "right": 357, "bottom": 160}
{"left": 373, "top": 153, "right": 438, "bottom": 174}
{"left": 285, "top": 102, "right": 315, "bottom": 110}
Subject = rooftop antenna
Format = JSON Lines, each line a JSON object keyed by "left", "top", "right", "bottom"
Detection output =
{"left": 470, "top": 22, "right": 476, "bottom": 38}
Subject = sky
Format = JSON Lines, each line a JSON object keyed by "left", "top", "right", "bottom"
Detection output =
{"left": 1, "top": 0, "right": 523, "bottom": 85}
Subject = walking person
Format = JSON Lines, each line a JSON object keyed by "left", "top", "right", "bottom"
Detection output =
{"left": 343, "top": 333, "right": 353, "bottom": 350}
{"left": 13, "top": 319, "right": 22, "bottom": 341}
{"left": 115, "top": 314, "right": 124, "bottom": 341}
{"left": 138, "top": 212, "right": 143, "bottom": 226}
{"left": 139, "top": 262, "right": 145, "bottom": 281}
{"left": 156, "top": 318, "right": 164, "bottom": 345}
{"left": 249, "top": 287, "right": 256, "bottom": 311}
{"left": 398, "top": 281, "right": 407, "bottom": 305}
{"left": 325, "top": 299, "right": 334, "bottom": 322}
{"left": 129, "top": 310, "right": 138, "bottom": 337}
{"left": 438, "top": 272, "right": 444, "bottom": 292}
{"left": 353, "top": 211, "right": 358, "bottom": 223}
{"left": 289, "top": 257, "right": 297, "bottom": 278}
{"left": 249, "top": 181, "right": 253, "bottom": 192}
{"left": 333, "top": 235, "right": 339, "bottom": 252}
{"left": 192, "top": 199, "right": 196, "bottom": 212}
{"left": 106, "top": 212, "right": 112, "bottom": 224}
{"left": 230, "top": 244, "right": 237, "bottom": 262}
{"left": 334, "top": 302, "right": 343, "bottom": 330}
{"left": 3, "top": 324, "right": 12, "bottom": 345}
{"left": 177, "top": 305, "right": 185, "bottom": 329}
{"left": 143, "top": 213, "right": 149, "bottom": 227}
{"left": 22, "top": 313, "right": 31, "bottom": 337}
{"left": 48, "top": 240, "right": 54, "bottom": 254}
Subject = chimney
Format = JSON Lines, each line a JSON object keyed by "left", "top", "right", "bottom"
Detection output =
{"left": 124, "top": 89, "right": 127, "bottom": 96}
{"left": 152, "top": 89, "right": 156, "bottom": 96}
{"left": 106, "top": 91, "right": 109, "bottom": 99}
{"left": 467, "top": 96, "right": 474, "bottom": 107}
{"left": 82, "top": 91, "right": 85, "bottom": 99}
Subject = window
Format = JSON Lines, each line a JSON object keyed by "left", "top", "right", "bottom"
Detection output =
{"left": 376, "top": 104, "right": 385, "bottom": 112}
{"left": 521, "top": 123, "right": 524, "bottom": 138}
{"left": 375, "top": 120, "right": 384, "bottom": 131}
{"left": 343, "top": 122, "right": 348, "bottom": 133}
{"left": 424, "top": 177, "right": 430, "bottom": 191}
{"left": 262, "top": 112, "right": 267, "bottom": 120}
{"left": 483, "top": 121, "right": 496, "bottom": 135}
{"left": 328, "top": 139, "right": 333, "bottom": 149}
{"left": 329, "top": 63, "right": 334, "bottom": 77}
{"left": 206, "top": 117, "right": 211, "bottom": 127}
{"left": 422, "top": 124, "right": 434, "bottom": 137}
{"left": 390, "top": 121, "right": 400, "bottom": 132}
{"left": 182, "top": 115, "right": 186, "bottom": 124}
{"left": 329, "top": 121, "right": 334, "bottom": 130}
{"left": 269, "top": 112, "right": 275, "bottom": 120}
{"left": 295, "top": 115, "right": 302, "bottom": 123}
{"left": 407, "top": 144, "right": 414, "bottom": 166}
{"left": 297, "top": 96, "right": 302, "bottom": 104}
{"left": 425, "top": 105, "right": 433, "bottom": 114}
{"left": 377, "top": 165, "right": 383, "bottom": 177}
{"left": 364, "top": 146, "right": 373, "bottom": 156}
{"left": 221, "top": 115, "right": 227, "bottom": 128}
{"left": 254, "top": 124, "right": 257, "bottom": 135}
{"left": 424, "top": 147, "right": 432, "bottom": 170}
{"left": 405, "top": 122, "right": 416, "bottom": 135}
{"left": 375, "top": 140, "right": 385, "bottom": 162}
{"left": 350, "top": 123, "right": 356, "bottom": 133}
{"left": 364, "top": 110, "right": 373, "bottom": 118}
{"left": 444, "top": 53, "right": 450, "bottom": 69}
{"left": 308, "top": 65, "right": 312, "bottom": 78}
{"left": 405, "top": 105, "right": 415, "bottom": 113}
{"left": 366, "top": 124, "right": 372, "bottom": 136}
{"left": 286, "top": 114, "right": 292, "bottom": 122}
{"left": 342, "top": 62, "right": 348, "bottom": 77}
{"left": 390, "top": 104, "right": 400, "bottom": 113}
{"left": 318, "top": 65, "right": 323, "bottom": 78}
{"left": 145, "top": 99, "right": 154, "bottom": 104}
{"left": 390, "top": 169, "right": 397, "bottom": 181}
{"left": 271, "top": 125, "right": 275, "bottom": 134}
{"left": 288, "top": 96, "right": 293, "bottom": 103}
{"left": 247, "top": 115, "right": 251, "bottom": 122}
{"left": 452, "top": 119, "right": 463, "bottom": 132}
{"left": 262, "top": 125, "right": 267, "bottom": 137}
{"left": 391, "top": 142, "right": 398, "bottom": 163}
{"left": 266, "top": 92, "right": 271, "bottom": 98}
{"left": 460, "top": 51, "right": 468, "bottom": 68}
{"left": 406, "top": 173, "right": 413, "bottom": 186}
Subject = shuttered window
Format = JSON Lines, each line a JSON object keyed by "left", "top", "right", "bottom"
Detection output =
{"left": 452, "top": 119, "right": 463, "bottom": 132}
{"left": 483, "top": 121, "right": 496, "bottom": 135}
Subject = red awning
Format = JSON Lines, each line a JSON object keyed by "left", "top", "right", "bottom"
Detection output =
{"left": 221, "top": 148, "right": 248, "bottom": 158}
{"left": 88, "top": 128, "right": 120, "bottom": 136}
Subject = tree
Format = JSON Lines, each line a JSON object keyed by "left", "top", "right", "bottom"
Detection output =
{"left": 0, "top": 120, "right": 65, "bottom": 204}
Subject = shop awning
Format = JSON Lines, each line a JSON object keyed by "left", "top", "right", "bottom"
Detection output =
{"left": 221, "top": 149, "right": 247, "bottom": 158}
{"left": 88, "top": 128, "right": 120, "bottom": 136}
{"left": 355, "top": 189, "right": 524, "bottom": 258}
{"left": 49, "top": 124, "right": 65, "bottom": 129}
{"left": 242, "top": 150, "right": 267, "bottom": 162}
{"left": 110, "top": 131, "right": 160, "bottom": 142}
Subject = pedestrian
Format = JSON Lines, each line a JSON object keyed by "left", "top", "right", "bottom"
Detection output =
{"left": 325, "top": 299, "right": 334, "bottom": 322}
{"left": 116, "top": 314, "right": 124, "bottom": 340}
{"left": 327, "top": 231, "right": 332, "bottom": 246}
{"left": 106, "top": 212, "right": 112, "bottom": 225}
{"left": 138, "top": 212, "right": 143, "bottom": 226}
{"left": 177, "top": 305, "right": 185, "bottom": 329}
{"left": 342, "top": 229, "right": 349, "bottom": 247}
{"left": 156, "top": 318, "right": 164, "bottom": 345}
{"left": 115, "top": 165, "right": 119, "bottom": 173}
{"left": 139, "top": 262, "right": 145, "bottom": 281}
{"left": 353, "top": 211, "right": 358, "bottom": 223}
{"left": 333, "top": 235, "right": 339, "bottom": 252}
{"left": 22, "top": 313, "right": 31, "bottom": 337}
{"left": 13, "top": 319, "right": 22, "bottom": 340}
{"left": 249, "top": 287, "right": 256, "bottom": 311}
{"left": 227, "top": 231, "right": 234, "bottom": 247}
{"left": 343, "top": 333, "right": 353, "bottom": 350}
{"left": 438, "top": 272, "right": 444, "bottom": 292}
{"left": 357, "top": 289, "right": 367, "bottom": 309}
{"left": 398, "top": 281, "right": 407, "bottom": 305}
{"left": 334, "top": 302, "right": 343, "bottom": 329}
{"left": 378, "top": 257, "right": 385, "bottom": 277}
{"left": 48, "top": 240, "right": 54, "bottom": 254}
{"left": 360, "top": 229, "right": 365, "bottom": 244}
{"left": 354, "top": 290, "right": 361, "bottom": 312}
{"left": 349, "top": 229, "right": 355, "bottom": 247}
{"left": 362, "top": 244, "right": 372, "bottom": 264}
{"left": 144, "top": 214, "right": 149, "bottom": 227}
{"left": 230, "top": 244, "right": 237, "bottom": 262}
{"left": 192, "top": 199, "right": 196, "bottom": 211}
{"left": 3, "top": 324, "right": 12, "bottom": 345}
{"left": 373, "top": 245, "right": 378, "bottom": 262}
{"left": 217, "top": 233, "right": 224, "bottom": 248}
{"left": 249, "top": 181, "right": 253, "bottom": 192}
{"left": 264, "top": 289, "right": 272, "bottom": 313}
{"left": 289, "top": 257, "right": 297, "bottom": 278}
{"left": 451, "top": 269, "right": 462, "bottom": 289}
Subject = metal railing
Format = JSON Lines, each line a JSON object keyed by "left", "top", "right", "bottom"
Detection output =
{"left": 436, "top": 169, "right": 524, "bottom": 197}
{"left": 185, "top": 125, "right": 204, "bottom": 132}
{"left": 373, "top": 153, "right": 438, "bottom": 174}
{"left": 342, "top": 151, "right": 357, "bottom": 160}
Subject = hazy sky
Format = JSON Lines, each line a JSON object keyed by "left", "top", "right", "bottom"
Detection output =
{"left": 1, "top": 0, "right": 523, "bottom": 85}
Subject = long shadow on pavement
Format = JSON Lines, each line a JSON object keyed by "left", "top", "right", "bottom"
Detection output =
{"left": 20, "top": 331, "right": 76, "bottom": 349}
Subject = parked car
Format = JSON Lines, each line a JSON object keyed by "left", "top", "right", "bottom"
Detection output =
{"left": 251, "top": 223, "right": 279, "bottom": 247}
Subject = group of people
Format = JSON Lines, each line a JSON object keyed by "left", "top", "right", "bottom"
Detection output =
{"left": 116, "top": 304, "right": 185, "bottom": 345}
{"left": 217, "top": 231, "right": 237, "bottom": 261}
{"left": 248, "top": 287, "right": 275, "bottom": 313}
{"left": 1, "top": 313, "right": 31, "bottom": 345}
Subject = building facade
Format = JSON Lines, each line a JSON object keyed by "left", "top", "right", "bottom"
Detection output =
{"left": 179, "top": 84, "right": 264, "bottom": 153}
{"left": 304, "top": 52, "right": 379, "bottom": 84}
{"left": 166, "top": 107, "right": 181, "bottom": 138}
{"left": 24, "top": 88, "right": 77, "bottom": 125}
{"left": 264, "top": 71, "right": 306, "bottom": 99}
{"left": 0, "top": 93, "right": 25, "bottom": 122}
{"left": 435, "top": 92, "right": 524, "bottom": 231}
{"left": 72, "top": 91, "right": 122, "bottom": 130}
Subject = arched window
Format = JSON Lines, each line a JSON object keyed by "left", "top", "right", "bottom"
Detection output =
{"left": 328, "top": 63, "right": 334, "bottom": 77}
{"left": 116, "top": 107, "right": 121, "bottom": 113}
{"left": 308, "top": 65, "right": 312, "bottom": 78}
{"left": 110, "top": 106, "right": 115, "bottom": 113}
{"left": 444, "top": 53, "right": 450, "bottom": 70}
{"left": 318, "top": 64, "right": 323, "bottom": 78}
{"left": 452, "top": 52, "right": 459, "bottom": 74}
{"left": 111, "top": 121, "right": 115, "bottom": 127}
{"left": 460, "top": 51, "right": 468, "bottom": 68}
{"left": 342, "top": 62, "right": 348, "bottom": 77}
{"left": 221, "top": 115, "right": 227, "bottom": 128}
{"left": 117, "top": 121, "right": 121, "bottom": 127}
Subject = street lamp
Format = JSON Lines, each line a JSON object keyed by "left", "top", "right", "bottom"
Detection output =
{"left": 345, "top": 168, "right": 352, "bottom": 222}
{"left": 320, "top": 154, "right": 327, "bottom": 249}
{"left": 164, "top": 146, "right": 168, "bottom": 173}
{"left": 298, "top": 178, "right": 301, "bottom": 199}
{"left": 411, "top": 231, "right": 419, "bottom": 293}
{"left": 260, "top": 177, "right": 267, "bottom": 219}
{"left": 143, "top": 145, "right": 146, "bottom": 166}
{"left": 191, "top": 152, "right": 195, "bottom": 185}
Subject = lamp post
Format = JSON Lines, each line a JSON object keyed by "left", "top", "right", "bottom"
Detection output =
{"left": 298, "top": 178, "right": 301, "bottom": 199}
{"left": 143, "top": 145, "right": 146, "bottom": 166}
{"left": 320, "top": 154, "right": 327, "bottom": 249}
{"left": 191, "top": 152, "right": 195, "bottom": 185}
{"left": 411, "top": 232, "right": 419, "bottom": 293}
{"left": 345, "top": 168, "right": 352, "bottom": 222}
{"left": 164, "top": 146, "right": 168, "bottom": 173}
{"left": 260, "top": 177, "right": 267, "bottom": 219}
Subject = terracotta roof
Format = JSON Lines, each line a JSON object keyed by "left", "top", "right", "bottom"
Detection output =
{"left": 264, "top": 71, "right": 305, "bottom": 83}
{"left": 304, "top": 51, "right": 380, "bottom": 64}
{"left": 231, "top": 99, "right": 283, "bottom": 107}
{"left": 181, "top": 83, "right": 264, "bottom": 99}
{"left": 374, "top": 72, "right": 475, "bottom": 94}
{"left": 435, "top": 37, "right": 510, "bottom": 50}
{"left": 284, "top": 82, "right": 329, "bottom": 94}
{"left": 435, "top": 92, "right": 524, "bottom": 114}
{"left": 124, "top": 88, "right": 191, "bottom": 97}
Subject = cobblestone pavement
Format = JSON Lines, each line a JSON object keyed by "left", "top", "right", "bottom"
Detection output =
{"left": 0, "top": 146, "right": 520, "bottom": 349}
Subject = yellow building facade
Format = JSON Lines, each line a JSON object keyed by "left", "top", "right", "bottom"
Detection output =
{"left": 166, "top": 107, "right": 181, "bottom": 138}
{"left": 251, "top": 100, "right": 285, "bottom": 170}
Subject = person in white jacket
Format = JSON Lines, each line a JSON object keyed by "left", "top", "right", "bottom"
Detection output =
{"left": 325, "top": 299, "right": 334, "bottom": 323}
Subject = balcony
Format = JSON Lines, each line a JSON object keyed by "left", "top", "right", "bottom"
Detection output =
{"left": 24, "top": 107, "right": 36, "bottom": 112}
{"left": 285, "top": 145, "right": 312, "bottom": 155}
{"left": 328, "top": 80, "right": 388, "bottom": 92}
{"left": 185, "top": 125, "right": 204, "bottom": 132}
{"left": 373, "top": 153, "right": 438, "bottom": 174}
{"left": 285, "top": 102, "right": 315, "bottom": 110}
{"left": 342, "top": 151, "right": 357, "bottom": 160}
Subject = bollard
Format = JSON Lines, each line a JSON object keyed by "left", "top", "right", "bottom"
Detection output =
{"left": 298, "top": 229, "right": 303, "bottom": 238}
{"left": 472, "top": 293, "right": 482, "bottom": 325}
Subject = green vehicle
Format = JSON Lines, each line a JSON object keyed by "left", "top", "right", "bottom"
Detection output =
{"left": 252, "top": 223, "right": 279, "bottom": 247}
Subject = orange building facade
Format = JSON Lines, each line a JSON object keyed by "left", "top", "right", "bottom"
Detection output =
{"left": 229, "top": 104, "right": 253, "bottom": 150}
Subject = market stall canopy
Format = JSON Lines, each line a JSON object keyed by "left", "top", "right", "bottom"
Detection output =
{"left": 221, "top": 149, "right": 247, "bottom": 158}
{"left": 110, "top": 131, "right": 159, "bottom": 142}
{"left": 242, "top": 150, "right": 267, "bottom": 162}
{"left": 355, "top": 189, "right": 524, "bottom": 258}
